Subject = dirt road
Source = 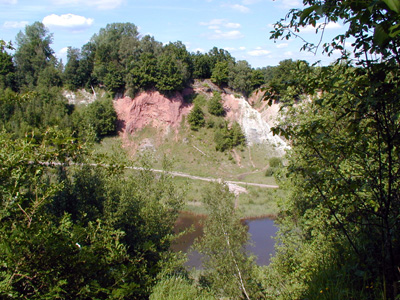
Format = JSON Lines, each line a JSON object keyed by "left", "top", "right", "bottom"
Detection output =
{"left": 36, "top": 161, "right": 279, "bottom": 194}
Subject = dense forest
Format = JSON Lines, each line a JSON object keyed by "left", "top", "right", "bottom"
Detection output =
{"left": 1, "top": 0, "right": 400, "bottom": 299}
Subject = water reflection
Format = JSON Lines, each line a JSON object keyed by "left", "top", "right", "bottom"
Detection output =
{"left": 172, "top": 212, "right": 278, "bottom": 268}
{"left": 244, "top": 218, "right": 277, "bottom": 265}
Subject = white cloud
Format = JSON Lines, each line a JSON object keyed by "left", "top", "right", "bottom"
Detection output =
{"left": 276, "top": 43, "right": 288, "bottom": 48}
{"left": 200, "top": 19, "right": 244, "bottom": 40}
{"left": 56, "top": 47, "right": 69, "bottom": 63}
{"left": 200, "top": 19, "right": 224, "bottom": 27}
{"left": 209, "top": 30, "right": 244, "bottom": 40}
{"left": 52, "top": 0, "right": 124, "bottom": 10}
{"left": 3, "top": 21, "right": 28, "bottom": 28}
{"left": 325, "top": 22, "right": 341, "bottom": 30}
{"left": 58, "top": 47, "right": 68, "bottom": 55}
{"left": 43, "top": 14, "right": 94, "bottom": 30}
{"left": 223, "top": 4, "right": 250, "bottom": 13}
{"left": 200, "top": 19, "right": 242, "bottom": 41}
{"left": 284, "top": 51, "right": 293, "bottom": 56}
{"left": 224, "top": 47, "right": 236, "bottom": 51}
{"left": 193, "top": 47, "right": 205, "bottom": 53}
{"left": 200, "top": 19, "right": 241, "bottom": 30}
{"left": 200, "top": 19, "right": 223, "bottom": 30}
{"left": 279, "top": 0, "right": 302, "bottom": 9}
{"left": 0, "top": 0, "right": 17, "bottom": 4}
{"left": 248, "top": 48, "right": 271, "bottom": 56}
{"left": 344, "top": 41, "right": 355, "bottom": 49}
{"left": 242, "top": 0, "right": 261, "bottom": 4}
{"left": 300, "top": 22, "right": 341, "bottom": 33}
{"left": 226, "top": 22, "right": 241, "bottom": 29}
{"left": 222, "top": 46, "right": 246, "bottom": 52}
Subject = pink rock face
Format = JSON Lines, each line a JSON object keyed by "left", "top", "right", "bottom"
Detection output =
{"left": 114, "top": 91, "right": 192, "bottom": 136}
{"left": 247, "top": 89, "right": 265, "bottom": 106}
{"left": 222, "top": 93, "right": 241, "bottom": 122}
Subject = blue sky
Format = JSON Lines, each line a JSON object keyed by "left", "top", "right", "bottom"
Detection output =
{"left": 0, "top": 0, "right": 348, "bottom": 68}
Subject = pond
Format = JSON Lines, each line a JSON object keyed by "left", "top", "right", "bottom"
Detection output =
{"left": 172, "top": 212, "right": 278, "bottom": 268}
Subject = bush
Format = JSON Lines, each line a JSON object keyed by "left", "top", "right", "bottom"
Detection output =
{"left": 187, "top": 104, "right": 205, "bottom": 131}
{"left": 269, "top": 157, "right": 282, "bottom": 168}
{"left": 265, "top": 167, "right": 276, "bottom": 177}
{"left": 74, "top": 97, "right": 117, "bottom": 141}
{"left": 214, "top": 121, "right": 246, "bottom": 152}
{"left": 207, "top": 92, "right": 224, "bottom": 116}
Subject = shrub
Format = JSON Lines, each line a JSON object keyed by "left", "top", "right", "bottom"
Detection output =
{"left": 207, "top": 92, "right": 224, "bottom": 116}
{"left": 265, "top": 167, "right": 276, "bottom": 177}
{"left": 214, "top": 121, "right": 246, "bottom": 152}
{"left": 187, "top": 104, "right": 205, "bottom": 131}
{"left": 269, "top": 157, "right": 282, "bottom": 168}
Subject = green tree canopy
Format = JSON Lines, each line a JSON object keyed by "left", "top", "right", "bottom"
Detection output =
{"left": 192, "top": 51, "right": 212, "bottom": 79}
{"left": 91, "top": 22, "right": 140, "bottom": 94}
{"left": 228, "top": 60, "right": 253, "bottom": 97}
{"left": 0, "top": 40, "right": 15, "bottom": 90}
{"left": 268, "top": 1, "right": 400, "bottom": 298}
{"left": 14, "top": 22, "right": 56, "bottom": 89}
{"left": 211, "top": 61, "right": 229, "bottom": 86}
{"left": 0, "top": 129, "right": 183, "bottom": 298}
{"left": 63, "top": 47, "right": 83, "bottom": 90}
{"left": 266, "top": 59, "right": 311, "bottom": 103}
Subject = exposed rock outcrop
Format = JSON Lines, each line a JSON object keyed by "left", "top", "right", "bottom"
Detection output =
{"left": 222, "top": 93, "right": 288, "bottom": 154}
{"left": 63, "top": 89, "right": 98, "bottom": 105}
{"left": 113, "top": 84, "right": 288, "bottom": 155}
{"left": 114, "top": 91, "right": 191, "bottom": 136}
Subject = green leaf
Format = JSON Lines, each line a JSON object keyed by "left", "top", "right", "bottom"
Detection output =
{"left": 383, "top": 0, "right": 400, "bottom": 13}
{"left": 388, "top": 23, "right": 400, "bottom": 37}
{"left": 300, "top": 5, "right": 317, "bottom": 24}
{"left": 373, "top": 24, "right": 389, "bottom": 47}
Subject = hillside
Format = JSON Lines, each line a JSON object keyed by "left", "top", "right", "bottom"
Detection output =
{"left": 90, "top": 81, "right": 285, "bottom": 217}
{"left": 113, "top": 80, "right": 286, "bottom": 156}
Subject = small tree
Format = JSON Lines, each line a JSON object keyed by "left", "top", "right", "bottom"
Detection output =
{"left": 187, "top": 104, "right": 205, "bottom": 131}
{"left": 0, "top": 40, "right": 15, "bottom": 90}
{"left": 207, "top": 91, "right": 225, "bottom": 116}
{"left": 76, "top": 98, "right": 117, "bottom": 141}
{"left": 195, "top": 183, "right": 256, "bottom": 299}
{"left": 14, "top": 22, "right": 56, "bottom": 89}
{"left": 230, "top": 121, "right": 246, "bottom": 147}
{"left": 268, "top": 0, "right": 400, "bottom": 298}
{"left": 214, "top": 121, "right": 246, "bottom": 152}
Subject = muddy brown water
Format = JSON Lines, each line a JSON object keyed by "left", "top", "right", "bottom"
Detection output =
{"left": 172, "top": 212, "right": 278, "bottom": 268}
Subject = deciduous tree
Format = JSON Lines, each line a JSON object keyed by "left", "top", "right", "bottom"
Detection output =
{"left": 268, "top": 1, "right": 400, "bottom": 298}
{"left": 14, "top": 22, "right": 55, "bottom": 89}
{"left": 195, "top": 183, "right": 257, "bottom": 299}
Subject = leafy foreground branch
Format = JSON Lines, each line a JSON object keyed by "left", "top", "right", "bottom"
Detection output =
{"left": 0, "top": 129, "right": 184, "bottom": 299}
{"left": 265, "top": 1, "right": 400, "bottom": 298}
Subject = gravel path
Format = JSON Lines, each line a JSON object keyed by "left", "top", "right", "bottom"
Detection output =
{"left": 36, "top": 161, "right": 279, "bottom": 195}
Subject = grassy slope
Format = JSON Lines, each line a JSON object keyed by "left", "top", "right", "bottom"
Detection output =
{"left": 97, "top": 128, "right": 284, "bottom": 218}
